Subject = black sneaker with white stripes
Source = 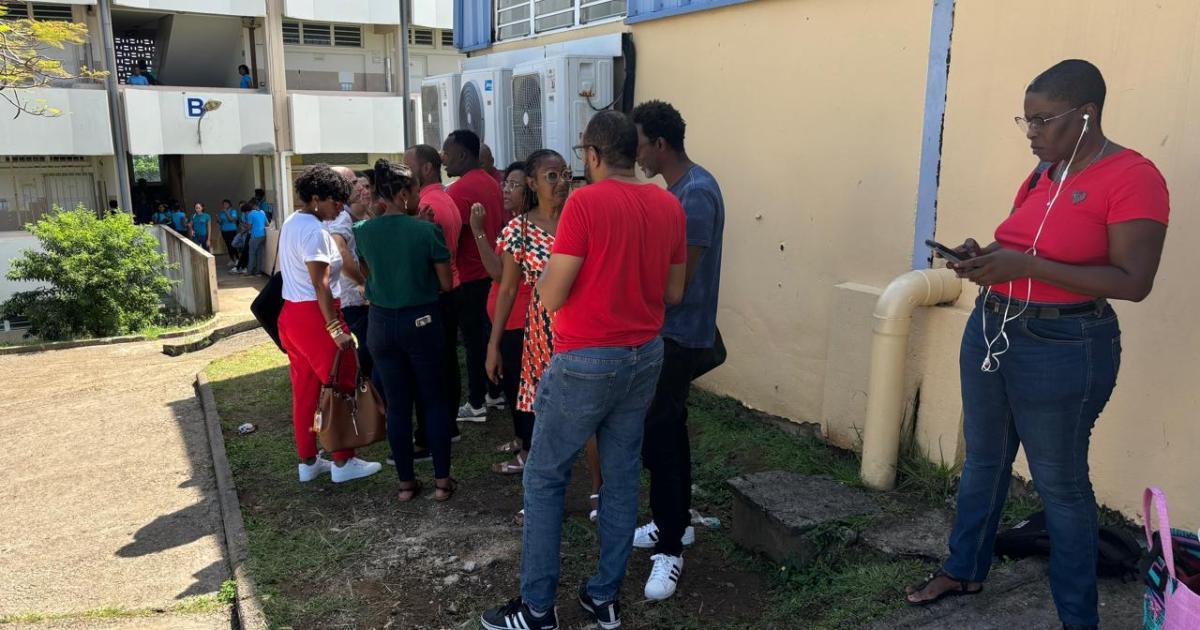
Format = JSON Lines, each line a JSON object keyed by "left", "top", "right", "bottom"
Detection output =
{"left": 577, "top": 584, "right": 621, "bottom": 630}
{"left": 480, "top": 598, "right": 558, "bottom": 630}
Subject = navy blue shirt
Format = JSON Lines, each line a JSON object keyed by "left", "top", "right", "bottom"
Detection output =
{"left": 662, "top": 164, "right": 724, "bottom": 348}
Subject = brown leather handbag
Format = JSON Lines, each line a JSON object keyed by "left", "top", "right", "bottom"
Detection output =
{"left": 312, "top": 347, "right": 387, "bottom": 452}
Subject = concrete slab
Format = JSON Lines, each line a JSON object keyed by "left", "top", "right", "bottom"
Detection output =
{"left": 862, "top": 507, "right": 955, "bottom": 560}
{"left": 866, "top": 558, "right": 1144, "bottom": 629}
{"left": 727, "top": 471, "right": 878, "bottom": 565}
{"left": 6, "top": 612, "right": 233, "bottom": 630}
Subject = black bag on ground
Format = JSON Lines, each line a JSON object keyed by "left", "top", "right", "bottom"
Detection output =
{"left": 994, "top": 510, "right": 1144, "bottom": 579}
{"left": 250, "top": 272, "right": 285, "bottom": 353}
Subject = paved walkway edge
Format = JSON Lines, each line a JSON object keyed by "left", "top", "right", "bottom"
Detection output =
{"left": 0, "top": 320, "right": 219, "bottom": 356}
{"left": 163, "top": 320, "right": 262, "bottom": 357}
{"left": 195, "top": 372, "right": 269, "bottom": 630}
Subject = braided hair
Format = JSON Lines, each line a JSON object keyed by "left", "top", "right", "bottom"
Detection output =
{"left": 372, "top": 158, "right": 416, "bottom": 205}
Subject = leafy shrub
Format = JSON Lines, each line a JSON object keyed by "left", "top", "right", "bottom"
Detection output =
{"left": 1, "top": 206, "right": 172, "bottom": 340}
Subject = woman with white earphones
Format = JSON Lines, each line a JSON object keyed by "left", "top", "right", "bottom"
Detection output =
{"left": 905, "top": 60, "right": 1170, "bottom": 630}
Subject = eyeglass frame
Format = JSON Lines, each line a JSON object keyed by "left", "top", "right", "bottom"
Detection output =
{"left": 1014, "top": 106, "right": 1079, "bottom": 133}
{"left": 572, "top": 144, "right": 598, "bottom": 161}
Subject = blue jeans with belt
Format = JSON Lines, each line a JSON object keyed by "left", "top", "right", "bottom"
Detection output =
{"left": 520, "top": 337, "right": 664, "bottom": 613}
{"left": 367, "top": 302, "right": 451, "bottom": 481}
{"left": 944, "top": 297, "right": 1121, "bottom": 627}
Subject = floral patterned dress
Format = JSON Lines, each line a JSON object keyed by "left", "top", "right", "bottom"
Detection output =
{"left": 499, "top": 214, "right": 555, "bottom": 413}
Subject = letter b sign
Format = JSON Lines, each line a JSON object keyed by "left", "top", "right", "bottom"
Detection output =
{"left": 185, "top": 97, "right": 205, "bottom": 118}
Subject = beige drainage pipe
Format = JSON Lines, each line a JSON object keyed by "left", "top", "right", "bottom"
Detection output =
{"left": 860, "top": 268, "right": 962, "bottom": 490}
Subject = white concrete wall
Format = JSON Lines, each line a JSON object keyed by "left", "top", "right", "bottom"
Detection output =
{"left": 0, "top": 89, "right": 113, "bottom": 156}
{"left": 0, "top": 231, "right": 46, "bottom": 311}
{"left": 123, "top": 87, "right": 275, "bottom": 155}
{"left": 284, "top": 0, "right": 400, "bottom": 25}
{"left": 157, "top": 13, "right": 247, "bottom": 88}
{"left": 412, "top": 0, "right": 453, "bottom": 29}
{"left": 113, "top": 0, "right": 265, "bottom": 17}
{"left": 179, "top": 155, "right": 256, "bottom": 255}
{"left": 289, "top": 93, "right": 406, "bottom": 153}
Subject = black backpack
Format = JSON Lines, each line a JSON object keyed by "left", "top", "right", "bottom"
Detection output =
{"left": 994, "top": 510, "right": 1144, "bottom": 579}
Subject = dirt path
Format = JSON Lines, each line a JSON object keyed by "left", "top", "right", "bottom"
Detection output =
{"left": 0, "top": 273, "right": 267, "bottom": 628}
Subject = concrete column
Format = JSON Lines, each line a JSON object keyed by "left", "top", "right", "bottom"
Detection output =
{"left": 264, "top": 0, "right": 292, "bottom": 221}
{"left": 398, "top": 0, "right": 412, "bottom": 146}
{"left": 96, "top": 0, "right": 132, "bottom": 215}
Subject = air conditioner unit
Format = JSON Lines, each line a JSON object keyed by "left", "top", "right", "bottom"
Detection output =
{"left": 420, "top": 73, "right": 460, "bottom": 147}
{"left": 510, "top": 55, "right": 614, "bottom": 174}
{"left": 459, "top": 67, "right": 513, "bottom": 166}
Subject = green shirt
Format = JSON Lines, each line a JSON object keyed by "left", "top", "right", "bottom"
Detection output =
{"left": 353, "top": 214, "right": 450, "bottom": 309}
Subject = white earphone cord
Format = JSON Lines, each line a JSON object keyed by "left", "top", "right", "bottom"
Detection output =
{"left": 980, "top": 115, "right": 1098, "bottom": 373}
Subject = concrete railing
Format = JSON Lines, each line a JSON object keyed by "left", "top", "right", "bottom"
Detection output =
{"left": 154, "top": 226, "right": 219, "bottom": 317}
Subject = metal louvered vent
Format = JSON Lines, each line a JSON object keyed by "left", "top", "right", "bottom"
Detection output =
{"left": 459, "top": 81, "right": 485, "bottom": 141}
{"left": 422, "top": 84, "right": 442, "bottom": 146}
{"left": 511, "top": 73, "right": 543, "bottom": 163}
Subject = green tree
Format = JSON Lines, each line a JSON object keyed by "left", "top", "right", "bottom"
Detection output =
{"left": 0, "top": 4, "right": 107, "bottom": 117}
{"left": 1, "top": 206, "right": 173, "bottom": 340}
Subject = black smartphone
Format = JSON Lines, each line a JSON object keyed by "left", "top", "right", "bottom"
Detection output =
{"left": 925, "top": 239, "right": 968, "bottom": 264}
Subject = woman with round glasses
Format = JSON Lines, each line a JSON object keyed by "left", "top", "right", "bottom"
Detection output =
{"left": 905, "top": 60, "right": 1169, "bottom": 630}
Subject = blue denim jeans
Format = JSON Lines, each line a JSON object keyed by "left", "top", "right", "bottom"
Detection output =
{"left": 520, "top": 337, "right": 664, "bottom": 612}
{"left": 945, "top": 298, "right": 1121, "bottom": 627}
{"left": 367, "top": 302, "right": 452, "bottom": 481}
{"left": 246, "top": 235, "right": 266, "bottom": 275}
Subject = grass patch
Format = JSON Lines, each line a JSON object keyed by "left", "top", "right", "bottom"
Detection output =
{"left": 0, "top": 596, "right": 228, "bottom": 625}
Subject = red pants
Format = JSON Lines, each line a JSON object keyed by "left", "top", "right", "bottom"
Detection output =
{"left": 279, "top": 299, "right": 358, "bottom": 461}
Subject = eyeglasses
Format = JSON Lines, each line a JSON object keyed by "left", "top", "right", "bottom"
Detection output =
{"left": 502, "top": 180, "right": 524, "bottom": 191}
{"left": 572, "top": 144, "right": 597, "bottom": 161}
{"left": 543, "top": 169, "right": 573, "bottom": 184}
{"left": 1014, "top": 106, "right": 1079, "bottom": 133}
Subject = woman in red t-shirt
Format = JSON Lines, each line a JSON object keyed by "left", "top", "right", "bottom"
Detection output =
{"left": 906, "top": 60, "right": 1169, "bottom": 630}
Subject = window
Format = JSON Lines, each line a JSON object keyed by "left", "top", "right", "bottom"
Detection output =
{"left": 0, "top": 2, "right": 74, "bottom": 21}
{"left": 409, "top": 27, "right": 434, "bottom": 46}
{"left": 495, "top": 0, "right": 625, "bottom": 41}
{"left": 283, "top": 21, "right": 362, "bottom": 47}
{"left": 440, "top": 29, "right": 454, "bottom": 47}
{"left": 132, "top": 155, "right": 162, "bottom": 183}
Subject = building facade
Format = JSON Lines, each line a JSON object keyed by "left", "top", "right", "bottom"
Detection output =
{"left": 0, "top": 0, "right": 462, "bottom": 246}
{"left": 447, "top": 0, "right": 1200, "bottom": 527}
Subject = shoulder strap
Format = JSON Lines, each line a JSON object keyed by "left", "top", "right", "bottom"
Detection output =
{"left": 1027, "top": 161, "right": 1053, "bottom": 191}
{"left": 1144, "top": 486, "right": 1178, "bottom": 580}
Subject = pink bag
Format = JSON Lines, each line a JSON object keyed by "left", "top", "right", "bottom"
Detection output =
{"left": 1142, "top": 487, "right": 1200, "bottom": 630}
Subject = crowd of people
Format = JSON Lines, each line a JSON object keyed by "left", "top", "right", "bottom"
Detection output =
{"left": 143, "top": 189, "right": 273, "bottom": 276}
{"left": 261, "top": 58, "right": 1167, "bottom": 630}
{"left": 269, "top": 101, "right": 724, "bottom": 630}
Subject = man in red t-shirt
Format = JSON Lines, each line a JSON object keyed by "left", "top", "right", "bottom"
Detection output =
{"left": 404, "top": 144, "right": 463, "bottom": 448}
{"left": 480, "top": 143, "right": 506, "bottom": 186}
{"left": 481, "top": 111, "right": 686, "bottom": 630}
{"left": 443, "top": 130, "right": 506, "bottom": 421}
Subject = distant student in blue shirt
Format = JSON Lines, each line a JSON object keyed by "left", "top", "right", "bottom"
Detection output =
{"left": 190, "top": 203, "right": 211, "bottom": 251}
{"left": 217, "top": 199, "right": 240, "bottom": 265}
{"left": 238, "top": 64, "right": 253, "bottom": 89}
{"left": 171, "top": 206, "right": 188, "bottom": 233}
{"left": 127, "top": 66, "right": 150, "bottom": 86}
{"left": 243, "top": 204, "right": 268, "bottom": 276}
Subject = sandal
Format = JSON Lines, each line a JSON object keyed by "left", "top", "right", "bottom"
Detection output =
{"left": 492, "top": 453, "right": 526, "bottom": 475}
{"left": 905, "top": 569, "right": 982, "bottom": 606}
{"left": 397, "top": 480, "right": 422, "bottom": 503}
{"left": 494, "top": 439, "right": 522, "bottom": 454}
{"left": 433, "top": 478, "right": 458, "bottom": 502}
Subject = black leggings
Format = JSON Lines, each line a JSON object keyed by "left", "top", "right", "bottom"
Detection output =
{"left": 220, "top": 230, "right": 237, "bottom": 260}
{"left": 500, "top": 328, "right": 535, "bottom": 452}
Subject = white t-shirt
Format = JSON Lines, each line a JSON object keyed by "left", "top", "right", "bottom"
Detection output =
{"left": 325, "top": 207, "right": 366, "bottom": 308}
{"left": 280, "top": 211, "right": 342, "bottom": 302}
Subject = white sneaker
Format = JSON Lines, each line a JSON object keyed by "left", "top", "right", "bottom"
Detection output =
{"left": 645, "top": 554, "right": 684, "bottom": 601}
{"left": 330, "top": 457, "right": 382, "bottom": 483}
{"left": 298, "top": 457, "right": 332, "bottom": 482}
{"left": 485, "top": 393, "right": 507, "bottom": 410}
{"left": 457, "top": 402, "right": 488, "bottom": 423}
{"left": 632, "top": 521, "right": 695, "bottom": 549}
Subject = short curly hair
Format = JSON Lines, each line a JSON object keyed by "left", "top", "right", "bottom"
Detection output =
{"left": 295, "top": 164, "right": 351, "bottom": 203}
{"left": 631, "top": 100, "right": 686, "bottom": 152}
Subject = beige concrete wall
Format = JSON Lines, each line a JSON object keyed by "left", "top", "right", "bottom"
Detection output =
{"left": 153, "top": 226, "right": 219, "bottom": 316}
{"left": 917, "top": 0, "right": 1200, "bottom": 526}
{"left": 630, "top": 0, "right": 934, "bottom": 425}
